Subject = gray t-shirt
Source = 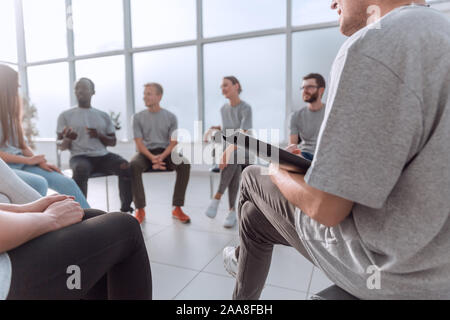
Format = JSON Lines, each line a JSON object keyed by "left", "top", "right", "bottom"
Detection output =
{"left": 132, "top": 108, "right": 178, "bottom": 150}
{"left": 220, "top": 101, "right": 253, "bottom": 162}
{"left": 220, "top": 101, "right": 253, "bottom": 136}
{"left": 290, "top": 106, "right": 326, "bottom": 155}
{"left": 296, "top": 5, "right": 450, "bottom": 299}
{"left": 57, "top": 106, "right": 115, "bottom": 158}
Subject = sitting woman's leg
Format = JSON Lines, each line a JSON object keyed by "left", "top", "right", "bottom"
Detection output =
{"left": 12, "top": 169, "right": 48, "bottom": 197}
{"left": 21, "top": 165, "right": 90, "bottom": 209}
{"left": 218, "top": 164, "right": 241, "bottom": 199}
{"left": 227, "top": 165, "right": 242, "bottom": 210}
{"left": 205, "top": 163, "right": 241, "bottom": 219}
{"left": 6, "top": 211, "right": 152, "bottom": 300}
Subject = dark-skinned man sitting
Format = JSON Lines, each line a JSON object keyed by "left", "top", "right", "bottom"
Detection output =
{"left": 57, "top": 78, "right": 133, "bottom": 214}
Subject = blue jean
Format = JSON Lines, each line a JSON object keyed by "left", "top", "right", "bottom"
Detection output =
{"left": 10, "top": 164, "right": 90, "bottom": 209}
{"left": 301, "top": 152, "right": 314, "bottom": 161}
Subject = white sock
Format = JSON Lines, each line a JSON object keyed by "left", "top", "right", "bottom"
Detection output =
{"left": 210, "top": 199, "right": 220, "bottom": 207}
{"left": 206, "top": 199, "right": 221, "bottom": 218}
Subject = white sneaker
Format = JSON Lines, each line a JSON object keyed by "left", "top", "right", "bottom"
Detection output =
{"left": 223, "top": 246, "right": 238, "bottom": 278}
{"left": 205, "top": 199, "right": 220, "bottom": 219}
{"left": 223, "top": 210, "right": 237, "bottom": 228}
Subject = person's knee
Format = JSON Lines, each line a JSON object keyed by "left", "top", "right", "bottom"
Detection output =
{"left": 178, "top": 162, "right": 191, "bottom": 173}
{"left": 101, "top": 212, "right": 142, "bottom": 240}
{"left": 83, "top": 209, "right": 107, "bottom": 220}
{"left": 238, "top": 201, "right": 260, "bottom": 233}
{"left": 118, "top": 161, "right": 131, "bottom": 177}
{"left": 71, "top": 163, "right": 90, "bottom": 178}
{"left": 107, "top": 212, "right": 140, "bottom": 231}
{"left": 242, "top": 165, "right": 260, "bottom": 179}
{"left": 241, "top": 165, "right": 261, "bottom": 189}
{"left": 32, "top": 176, "right": 48, "bottom": 196}
{"left": 119, "top": 161, "right": 130, "bottom": 171}
{"left": 130, "top": 159, "right": 145, "bottom": 174}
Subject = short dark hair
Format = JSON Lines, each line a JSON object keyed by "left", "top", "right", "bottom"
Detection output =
{"left": 224, "top": 76, "right": 242, "bottom": 94}
{"left": 303, "top": 73, "right": 326, "bottom": 89}
{"left": 77, "top": 78, "right": 95, "bottom": 92}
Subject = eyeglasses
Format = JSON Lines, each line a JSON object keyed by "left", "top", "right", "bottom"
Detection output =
{"left": 300, "top": 85, "right": 319, "bottom": 91}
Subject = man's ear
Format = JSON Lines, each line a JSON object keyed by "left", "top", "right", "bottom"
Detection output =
{"left": 319, "top": 87, "right": 326, "bottom": 97}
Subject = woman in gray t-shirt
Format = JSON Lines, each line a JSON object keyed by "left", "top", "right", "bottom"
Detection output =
{"left": 204, "top": 76, "right": 253, "bottom": 228}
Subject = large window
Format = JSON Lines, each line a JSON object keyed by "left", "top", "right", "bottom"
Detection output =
{"left": 22, "top": 0, "right": 68, "bottom": 62}
{"left": 203, "top": 0, "right": 286, "bottom": 38}
{"left": 204, "top": 35, "right": 286, "bottom": 142}
{"left": 27, "top": 63, "right": 70, "bottom": 139}
{"left": 131, "top": 0, "right": 196, "bottom": 47}
{"left": 0, "top": 0, "right": 18, "bottom": 63}
{"left": 16, "top": 0, "right": 450, "bottom": 141}
{"left": 292, "top": 0, "right": 338, "bottom": 26}
{"left": 72, "top": 0, "right": 124, "bottom": 56}
{"left": 76, "top": 56, "right": 128, "bottom": 141}
{"left": 133, "top": 47, "right": 198, "bottom": 141}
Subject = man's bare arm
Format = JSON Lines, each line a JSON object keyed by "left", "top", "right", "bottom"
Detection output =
{"left": 270, "top": 166, "right": 354, "bottom": 227}
{"left": 159, "top": 140, "right": 178, "bottom": 161}
{"left": 289, "top": 134, "right": 300, "bottom": 146}
{"left": 134, "top": 138, "right": 156, "bottom": 162}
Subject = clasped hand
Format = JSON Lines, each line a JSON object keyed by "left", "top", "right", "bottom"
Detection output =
{"left": 19, "top": 195, "right": 84, "bottom": 231}
{"left": 151, "top": 154, "right": 167, "bottom": 171}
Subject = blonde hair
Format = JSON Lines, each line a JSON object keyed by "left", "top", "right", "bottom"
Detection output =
{"left": 144, "top": 82, "right": 164, "bottom": 96}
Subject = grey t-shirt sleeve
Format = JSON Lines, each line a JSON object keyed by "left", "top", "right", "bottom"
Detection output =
{"left": 56, "top": 113, "right": 66, "bottom": 135}
{"left": 289, "top": 112, "right": 299, "bottom": 136}
{"left": 169, "top": 113, "right": 178, "bottom": 140}
{"left": 132, "top": 114, "right": 143, "bottom": 139}
{"left": 240, "top": 105, "right": 253, "bottom": 131}
{"left": 305, "top": 53, "right": 423, "bottom": 209}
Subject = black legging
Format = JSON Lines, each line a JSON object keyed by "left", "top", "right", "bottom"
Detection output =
{"left": 6, "top": 209, "right": 152, "bottom": 300}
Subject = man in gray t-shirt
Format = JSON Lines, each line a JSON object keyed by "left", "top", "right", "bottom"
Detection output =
{"left": 57, "top": 78, "right": 133, "bottom": 213}
{"left": 226, "top": 1, "right": 450, "bottom": 300}
{"left": 130, "top": 83, "right": 191, "bottom": 224}
{"left": 289, "top": 73, "right": 327, "bottom": 160}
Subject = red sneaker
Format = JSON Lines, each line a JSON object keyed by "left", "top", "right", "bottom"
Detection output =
{"left": 172, "top": 207, "right": 191, "bottom": 224}
{"left": 134, "top": 208, "right": 146, "bottom": 224}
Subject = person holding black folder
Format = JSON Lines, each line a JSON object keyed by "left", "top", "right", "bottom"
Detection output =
{"left": 224, "top": 0, "right": 450, "bottom": 300}
{"left": 204, "top": 76, "right": 252, "bottom": 228}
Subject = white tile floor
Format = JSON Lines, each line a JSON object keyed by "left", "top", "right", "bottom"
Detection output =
{"left": 85, "top": 172, "right": 333, "bottom": 300}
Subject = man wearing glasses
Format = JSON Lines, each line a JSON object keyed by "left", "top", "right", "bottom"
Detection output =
{"left": 289, "top": 73, "right": 326, "bottom": 161}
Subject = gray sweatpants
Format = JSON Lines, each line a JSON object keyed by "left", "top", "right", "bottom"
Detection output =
{"left": 233, "top": 165, "right": 315, "bottom": 300}
{"left": 217, "top": 163, "right": 241, "bottom": 210}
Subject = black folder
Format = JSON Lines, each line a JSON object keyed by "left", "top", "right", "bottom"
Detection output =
{"left": 223, "top": 132, "right": 311, "bottom": 173}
